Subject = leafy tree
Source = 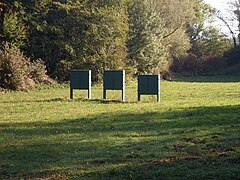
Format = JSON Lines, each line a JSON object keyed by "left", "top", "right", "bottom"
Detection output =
{"left": 24, "top": 0, "right": 128, "bottom": 81}
{"left": 227, "top": 0, "right": 240, "bottom": 46}
{"left": 219, "top": 1, "right": 240, "bottom": 67}
{"left": 216, "top": 10, "right": 237, "bottom": 48}
{"left": 156, "top": 0, "right": 196, "bottom": 60}
{"left": 1, "top": 0, "right": 233, "bottom": 80}
{"left": 0, "top": 1, "right": 4, "bottom": 43}
{"left": 187, "top": 0, "right": 212, "bottom": 56}
{"left": 201, "top": 26, "right": 232, "bottom": 56}
{"left": 3, "top": 9, "right": 27, "bottom": 48}
{"left": 127, "top": 0, "right": 169, "bottom": 74}
{"left": 0, "top": 0, "right": 27, "bottom": 47}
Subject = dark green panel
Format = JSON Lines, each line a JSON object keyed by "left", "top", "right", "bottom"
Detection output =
{"left": 104, "top": 70, "right": 124, "bottom": 90}
{"left": 138, "top": 75, "right": 148, "bottom": 94}
{"left": 70, "top": 70, "right": 91, "bottom": 89}
{"left": 138, "top": 75, "right": 160, "bottom": 95}
{"left": 147, "top": 76, "right": 159, "bottom": 94}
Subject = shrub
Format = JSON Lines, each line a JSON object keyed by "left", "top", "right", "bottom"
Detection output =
{"left": 171, "top": 55, "right": 227, "bottom": 75}
{"left": 224, "top": 46, "right": 240, "bottom": 66}
{"left": 170, "top": 55, "right": 203, "bottom": 76}
{"left": 202, "top": 55, "right": 226, "bottom": 73}
{"left": 0, "top": 43, "right": 53, "bottom": 90}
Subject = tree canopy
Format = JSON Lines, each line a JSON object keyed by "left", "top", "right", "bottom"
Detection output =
{"left": 0, "top": 0, "right": 235, "bottom": 84}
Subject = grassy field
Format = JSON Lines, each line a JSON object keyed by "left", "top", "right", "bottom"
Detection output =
{"left": 0, "top": 76, "right": 240, "bottom": 179}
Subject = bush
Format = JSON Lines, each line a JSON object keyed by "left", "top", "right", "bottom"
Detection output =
{"left": 171, "top": 55, "right": 226, "bottom": 75}
{"left": 0, "top": 43, "right": 53, "bottom": 90}
{"left": 170, "top": 55, "right": 203, "bottom": 76}
{"left": 202, "top": 55, "right": 226, "bottom": 73}
{"left": 224, "top": 46, "right": 240, "bottom": 66}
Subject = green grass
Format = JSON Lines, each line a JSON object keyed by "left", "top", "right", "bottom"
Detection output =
{"left": 0, "top": 76, "right": 240, "bottom": 179}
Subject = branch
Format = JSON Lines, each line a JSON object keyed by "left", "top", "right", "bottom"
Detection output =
{"left": 162, "top": 22, "right": 183, "bottom": 39}
{"left": 216, "top": 12, "right": 237, "bottom": 47}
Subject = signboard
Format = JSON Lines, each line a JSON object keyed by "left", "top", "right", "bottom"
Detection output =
{"left": 103, "top": 70, "right": 125, "bottom": 102}
{"left": 138, "top": 75, "right": 160, "bottom": 102}
{"left": 70, "top": 70, "right": 91, "bottom": 99}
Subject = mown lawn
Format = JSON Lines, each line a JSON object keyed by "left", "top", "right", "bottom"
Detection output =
{"left": 0, "top": 76, "right": 240, "bottom": 179}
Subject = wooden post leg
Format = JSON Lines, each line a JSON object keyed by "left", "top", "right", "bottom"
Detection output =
{"left": 103, "top": 88, "right": 106, "bottom": 99}
{"left": 70, "top": 88, "right": 73, "bottom": 99}
{"left": 122, "top": 70, "right": 125, "bottom": 102}
{"left": 88, "top": 70, "right": 91, "bottom": 99}
{"left": 122, "top": 89, "right": 125, "bottom": 102}
{"left": 157, "top": 94, "right": 160, "bottom": 102}
{"left": 157, "top": 75, "right": 160, "bottom": 102}
{"left": 138, "top": 93, "right": 140, "bottom": 101}
{"left": 88, "top": 88, "right": 91, "bottom": 99}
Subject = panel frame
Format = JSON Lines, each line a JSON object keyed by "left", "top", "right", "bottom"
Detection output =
{"left": 70, "top": 70, "right": 91, "bottom": 99}
{"left": 138, "top": 74, "right": 160, "bottom": 102}
{"left": 103, "top": 70, "right": 125, "bottom": 102}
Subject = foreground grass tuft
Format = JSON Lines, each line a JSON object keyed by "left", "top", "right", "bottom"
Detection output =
{"left": 0, "top": 76, "right": 240, "bottom": 179}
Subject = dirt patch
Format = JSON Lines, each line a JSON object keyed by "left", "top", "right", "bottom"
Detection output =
{"left": 181, "top": 137, "right": 199, "bottom": 143}
{"left": 165, "top": 143, "right": 185, "bottom": 150}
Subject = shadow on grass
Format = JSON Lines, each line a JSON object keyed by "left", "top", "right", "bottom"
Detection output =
{"left": 173, "top": 75, "right": 240, "bottom": 83}
{"left": 0, "top": 105, "right": 240, "bottom": 179}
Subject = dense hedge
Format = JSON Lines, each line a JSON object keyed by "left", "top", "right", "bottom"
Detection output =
{"left": 171, "top": 55, "right": 226, "bottom": 76}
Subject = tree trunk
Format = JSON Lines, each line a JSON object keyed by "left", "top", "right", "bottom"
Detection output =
{"left": 233, "top": 35, "right": 237, "bottom": 48}
{"left": 217, "top": 14, "right": 237, "bottom": 47}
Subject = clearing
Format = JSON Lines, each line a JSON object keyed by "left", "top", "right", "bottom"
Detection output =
{"left": 0, "top": 76, "right": 240, "bottom": 179}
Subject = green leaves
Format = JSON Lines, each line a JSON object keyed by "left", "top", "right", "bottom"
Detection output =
{"left": 127, "top": 0, "right": 169, "bottom": 74}
{"left": 0, "top": 0, "right": 232, "bottom": 81}
{"left": 24, "top": 0, "right": 129, "bottom": 80}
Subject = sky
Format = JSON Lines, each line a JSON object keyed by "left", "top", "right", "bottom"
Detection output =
{"left": 204, "top": 0, "right": 238, "bottom": 36}
{"left": 204, "top": 0, "right": 229, "bottom": 12}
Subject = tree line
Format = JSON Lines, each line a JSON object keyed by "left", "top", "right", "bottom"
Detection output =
{"left": 0, "top": 0, "right": 237, "bottom": 89}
